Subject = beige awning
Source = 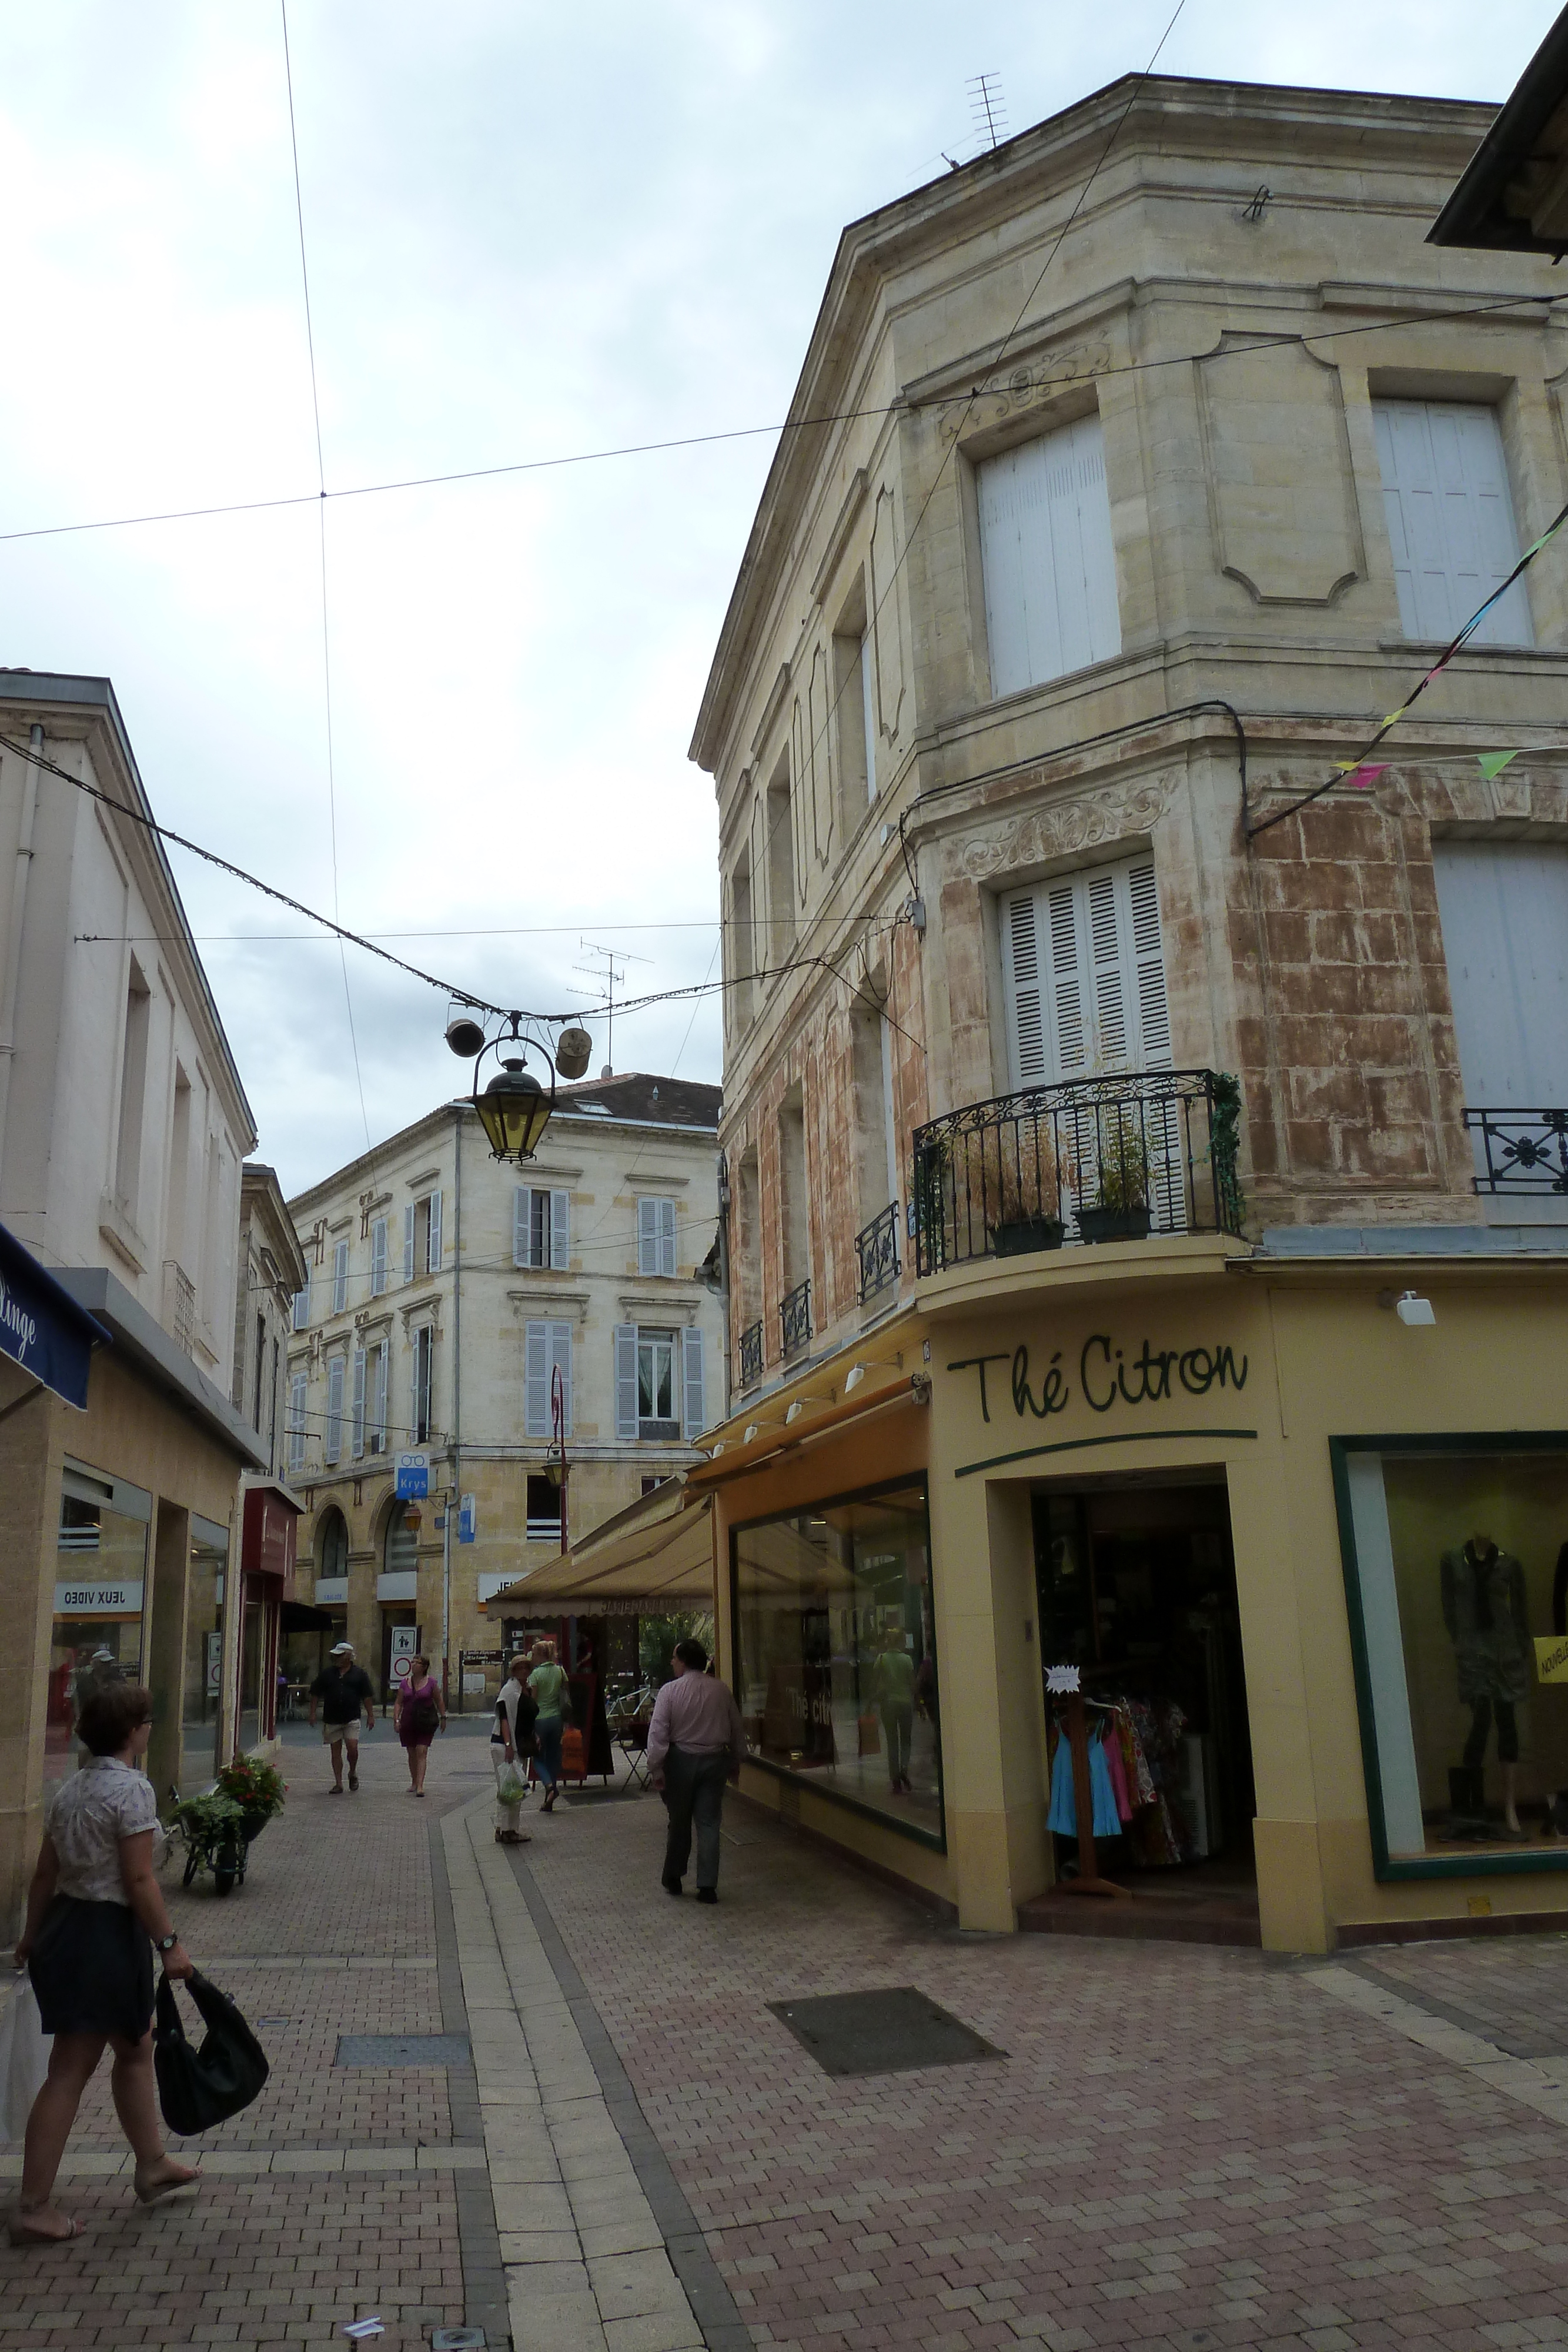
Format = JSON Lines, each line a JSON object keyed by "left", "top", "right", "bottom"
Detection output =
{"left": 480, "top": 1478, "right": 715, "bottom": 1618}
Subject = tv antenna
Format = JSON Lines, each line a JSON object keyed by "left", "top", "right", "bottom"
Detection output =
{"left": 967, "top": 74, "right": 1008, "bottom": 153}
{"left": 572, "top": 939, "right": 651, "bottom": 1078}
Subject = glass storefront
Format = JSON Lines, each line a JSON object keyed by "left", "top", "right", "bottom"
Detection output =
{"left": 48, "top": 1462, "right": 152, "bottom": 1786}
{"left": 1338, "top": 1439, "right": 1568, "bottom": 1868}
{"left": 731, "top": 1478, "right": 943, "bottom": 1843}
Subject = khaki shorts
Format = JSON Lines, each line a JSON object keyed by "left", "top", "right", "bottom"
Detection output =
{"left": 322, "top": 1716, "right": 362, "bottom": 1745}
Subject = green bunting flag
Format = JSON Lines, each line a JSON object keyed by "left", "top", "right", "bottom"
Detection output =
{"left": 1477, "top": 750, "right": 1522, "bottom": 781}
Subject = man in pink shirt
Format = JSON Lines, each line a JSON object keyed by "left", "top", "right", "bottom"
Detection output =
{"left": 644, "top": 1638, "right": 747, "bottom": 1905}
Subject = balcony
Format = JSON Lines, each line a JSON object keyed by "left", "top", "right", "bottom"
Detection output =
{"left": 855, "top": 1202, "right": 901, "bottom": 1304}
{"left": 738, "top": 1318, "right": 764, "bottom": 1390}
{"left": 1465, "top": 1108, "right": 1568, "bottom": 1194}
{"left": 911, "top": 1069, "right": 1245, "bottom": 1279}
{"left": 779, "top": 1278, "right": 812, "bottom": 1358}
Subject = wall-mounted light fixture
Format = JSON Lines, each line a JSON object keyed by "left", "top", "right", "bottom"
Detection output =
{"left": 844, "top": 1357, "right": 902, "bottom": 1393}
{"left": 1379, "top": 1288, "right": 1436, "bottom": 1327}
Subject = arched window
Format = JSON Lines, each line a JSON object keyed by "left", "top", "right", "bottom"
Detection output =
{"left": 318, "top": 1507, "right": 349, "bottom": 1582}
{"left": 383, "top": 1504, "right": 417, "bottom": 1579}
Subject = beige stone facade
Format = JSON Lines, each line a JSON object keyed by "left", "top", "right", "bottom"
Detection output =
{"left": 285, "top": 1074, "right": 723, "bottom": 1706}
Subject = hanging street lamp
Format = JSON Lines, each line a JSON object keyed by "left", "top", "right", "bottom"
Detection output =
{"left": 446, "top": 1004, "right": 594, "bottom": 1167}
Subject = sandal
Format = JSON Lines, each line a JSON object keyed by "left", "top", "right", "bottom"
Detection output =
{"left": 133, "top": 2164, "right": 200, "bottom": 2207}
{"left": 9, "top": 2210, "right": 83, "bottom": 2243}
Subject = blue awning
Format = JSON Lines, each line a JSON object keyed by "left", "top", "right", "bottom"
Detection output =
{"left": 0, "top": 1223, "right": 111, "bottom": 1411}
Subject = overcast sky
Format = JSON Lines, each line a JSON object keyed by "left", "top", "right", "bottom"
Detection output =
{"left": 0, "top": 1, "right": 1553, "bottom": 1196}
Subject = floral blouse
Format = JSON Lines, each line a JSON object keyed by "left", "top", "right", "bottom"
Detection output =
{"left": 46, "top": 1757, "right": 162, "bottom": 1904}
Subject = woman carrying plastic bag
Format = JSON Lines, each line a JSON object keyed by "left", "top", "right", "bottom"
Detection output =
{"left": 0, "top": 1976, "right": 49, "bottom": 2144}
{"left": 492, "top": 1653, "right": 538, "bottom": 1845}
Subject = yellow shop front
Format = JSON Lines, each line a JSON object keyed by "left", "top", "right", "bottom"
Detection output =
{"left": 699, "top": 1235, "right": 1568, "bottom": 1954}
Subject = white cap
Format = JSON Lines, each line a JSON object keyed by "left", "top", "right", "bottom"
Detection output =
{"left": 329, "top": 1641, "right": 355, "bottom": 1655}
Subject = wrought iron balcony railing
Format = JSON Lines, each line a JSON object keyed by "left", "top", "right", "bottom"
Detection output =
{"left": 854, "top": 1201, "right": 901, "bottom": 1304}
{"left": 738, "top": 1318, "right": 764, "bottom": 1390}
{"left": 911, "top": 1068, "right": 1245, "bottom": 1279}
{"left": 1465, "top": 1107, "right": 1568, "bottom": 1194}
{"left": 779, "top": 1278, "right": 812, "bottom": 1358}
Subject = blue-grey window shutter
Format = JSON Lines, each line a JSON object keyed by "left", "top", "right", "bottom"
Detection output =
{"left": 550, "top": 1321, "right": 572, "bottom": 1437}
{"left": 614, "top": 1325, "right": 639, "bottom": 1440}
{"left": 403, "top": 1204, "right": 415, "bottom": 1283}
{"left": 427, "top": 1188, "right": 443, "bottom": 1273}
{"left": 637, "top": 1197, "right": 657, "bottom": 1276}
{"left": 525, "top": 1322, "right": 549, "bottom": 1438}
{"left": 681, "top": 1326, "right": 706, "bottom": 1439}
{"left": 513, "top": 1186, "right": 529, "bottom": 1268}
{"left": 550, "top": 1189, "right": 570, "bottom": 1271}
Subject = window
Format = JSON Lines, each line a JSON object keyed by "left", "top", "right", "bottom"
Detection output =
{"left": 292, "top": 1285, "right": 309, "bottom": 1332}
{"left": 370, "top": 1217, "right": 388, "bottom": 1297}
{"left": 50, "top": 1469, "right": 153, "bottom": 1789}
{"left": 730, "top": 852, "right": 755, "bottom": 1030}
{"left": 404, "top": 1190, "right": 443, "bottom": 1281}
{"left": 351, "top": 1346, "right": 367, "bottom": 1461}
{"left": 368, "top": 1342, "right": 388, "bottom": 1454}
{"left": 113, "top": 961, "right": 152, "bottom": 1213}
{"left": 641, "top": 1474, "right": 671, "bottom": 1496}
{"left": 252, "top": 1312, "right": 266, "bottom": 1433}
{"left": 325, "top": 1355, "right": 345, "bottom": 1465}
{"left": 524, "top": 1321, "right": 572, "bottom": 1439}
{"left": 288, "top": 1371, "right": 307, "bottom": 1476}
{"left": 1335, "top": 1439, "right": 1568, "bottom": 1875}
{"left": 851, "top": 993, "right": 900, "bottom": 1232}
{"left": 778, "top": 1092, "right": 808, "bottom": 1291}
{"left": 732, "top": 1478, "right": 942, "bottom": 1843}
{"left": 766, "top": 756, "right": 795, "bottom": 960}
{"left": 514, "top": 1186, "right": 569, "bottom": 1270}
{"left": 832, "top": 574, "right": 877, "bottom": 810}
{"left": 1001, "top": 855, "right": 1171, "bottom": 1088}
{"left": 637, "top": 1195, "right": 677, "bottom": 1277}
{"left": 411, "top": 1325, "right": 433, "bottom": 1445}
{"left": 615, "top": 1325, "right": 704, "bottom": 1441}
{"left": 332, "top": 1238, "right": 349, "bottom": 1315}
{"left": 1373, "top": 400, "right": 1533, "bottom": 647}
{"left": 526, "top": 1474, "right": 563, "bottom": 1545}
{"left": 1433, "top": 842, "right": 1568, "bottom": 1110}
{"left": 976, "top": 413, "right": 1120, "bottom": 699}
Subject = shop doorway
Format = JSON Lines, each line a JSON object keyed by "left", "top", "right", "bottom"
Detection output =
{"left": 1031, "top": 1472, "right": 1256, "bottom": 1888}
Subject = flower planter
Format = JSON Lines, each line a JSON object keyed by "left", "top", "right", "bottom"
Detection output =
{"left": 990, "top": 1215, "right": 1066, "bottom": 1258}
{"left": 239, "top": 1808, "right": 273, "bottom": 1844}
{"left": 1077, "top": 1205, "right": 1152, "bottom": 1245}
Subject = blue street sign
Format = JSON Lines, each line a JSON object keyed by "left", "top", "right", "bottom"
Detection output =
{"left": 394, "top": 1451, "right": 430, "bottom": 1500}
{"left": 459, "top": 1494, "right": 476, "bottom": 1545}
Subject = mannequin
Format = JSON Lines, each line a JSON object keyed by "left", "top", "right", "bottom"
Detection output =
{"left": 1440, "top": 1532, "right": 1530, "bottom": 1836}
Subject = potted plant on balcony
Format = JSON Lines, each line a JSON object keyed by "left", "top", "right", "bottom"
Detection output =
{"left": 1077, "top": 1110, "right": 1152, "bottom": 1244}
{"left": 987, "top": 1131, "right": 1068, "bottom": 1258}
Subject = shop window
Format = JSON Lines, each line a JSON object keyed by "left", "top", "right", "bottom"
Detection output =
{"left": 185, "top": 1525, "right": 229, "bottom": 1729}
{"left": 731, "top": 1478, "right": 942, "bottom": 1845}
{"left": 1372, "top": 400, "right": 1533, "bottom": 647}
{"left": 976, "top": 412, "right": 1120, "bottom": 700}
{"left": 526, "top": 1474, "right": 563, "bottom": 1544}
{"left": 1335, "top": 1438, "right": 1568, "bottom": 1874}
{"left": 48, "top": 1462, "right": 152, "bottom": 1787}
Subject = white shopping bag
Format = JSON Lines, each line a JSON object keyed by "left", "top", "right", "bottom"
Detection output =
{"left": 0, "top": 1975, "right": 51, "bottom": 2143}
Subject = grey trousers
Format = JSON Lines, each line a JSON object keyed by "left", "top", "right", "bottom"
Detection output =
{"left": 661, "top": 1745, "right": 730, "bottom": 1890}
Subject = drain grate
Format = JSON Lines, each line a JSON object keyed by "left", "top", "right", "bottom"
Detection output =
{"left": 335, "top": 2033, "right": 472, "bottom": 2069}
{"left": 767, "top": 1986, "right": 1003, "bottom": 2079}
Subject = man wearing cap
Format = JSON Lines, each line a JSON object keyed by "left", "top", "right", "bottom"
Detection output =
{"left": 308, "top": 1642, "right": 376, "bottom": 1793}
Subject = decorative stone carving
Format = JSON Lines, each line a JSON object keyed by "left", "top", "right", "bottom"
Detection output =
{"left": 868, "top": 486, "right": 905, "bottom": 746}
{"left": 807, "top": 643, "right": 834, "bottom": 869}
{"left": 935, "top": 338, "right": 1114, "bottom": 445}
{"left": 952, "top": 768, "right": 1180, "bottom": 880}
{"left": 1197, "top": 336, "right": 1364, "bottom": 606}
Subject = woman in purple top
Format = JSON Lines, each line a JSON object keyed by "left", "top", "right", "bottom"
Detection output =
{"left": 393, "top": 1656, "right": 446, "bottom": 1796}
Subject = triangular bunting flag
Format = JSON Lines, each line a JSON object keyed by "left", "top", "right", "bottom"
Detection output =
{"left": 1477, "top": 750, "right": 1522, "bottom": 781}
{"left": 1340, "top": 765, "right": 1387, "bottom": 791}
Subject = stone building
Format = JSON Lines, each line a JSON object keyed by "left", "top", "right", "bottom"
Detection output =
{"left": 0, "top": 670, "right": 262, "bottom": 1921}
{"left": 681, "top": 75, "right": 1568, "bottom": 1950}
{"left": 283, "top": 1073, "right": 723, "bottom": 1704}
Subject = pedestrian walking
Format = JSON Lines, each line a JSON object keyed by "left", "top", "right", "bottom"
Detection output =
{"left": 393, "top": 1655, "right": 445, "bottom": 1795}
{"left": 645, "top": 1638, "right": 746, "bottom": 1905}
{"left": 872, "top": 1629, "right": 917, "bottom": 1795}
{"left": 307, "top": 1641, "right": 375, "bottom": 1792}
{"left": 10, "top": 1682, "right": 199, "bottom": 2242}
{"left": 527, "top": 1638, "right": 570, "bottom": 1814}
{"left": 492, "top": 1654, "right": 538, "bottom": 1845}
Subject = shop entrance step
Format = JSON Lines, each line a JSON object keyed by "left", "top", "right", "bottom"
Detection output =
{"left": 1018, "top": 1876, "right": 1262, "bottom": 1947}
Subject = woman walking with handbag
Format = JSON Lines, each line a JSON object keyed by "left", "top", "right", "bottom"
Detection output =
{"left": 11, "top": 1682, "right": 199, "bottom": 2243}
{"left": 393, "top": 1656, "right": 446, "bottom": 1796}
{"left": 527, "top": 1638, "right": 570, "bottom": 1813}
{"left": 492, "top": 1654, "right": 538, "bottom": 1844}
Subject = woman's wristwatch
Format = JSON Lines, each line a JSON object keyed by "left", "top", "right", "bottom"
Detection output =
{"left": 156, "top": 1933, "right": 179, "bottom": 1954}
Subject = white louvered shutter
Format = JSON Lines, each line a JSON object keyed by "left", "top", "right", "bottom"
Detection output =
{"left": 681, "top": 1326, "right": 706, "bottom": 1439}
{"left": 614, "top": 1325, "right": 639, "bottom": 1440}
{"left": 332, "top": 1238, "right": 348, "bottom": 1314}
{"left": 371, "top": 1218, "right": 387, "bottom": 1296}
{"left": 373, "top": 1344, "right": 388, "bottom": 1451}
{"left": 427, "top": 1189, "right": 443, "bottom": 1273}
{"left": 351, "top": 1347, "right": 366, "bottom": 1459}
{"left": 977, "top": 415, "right": 1121, "bottom": 699}
{"left": 326, "top": 1355, "right": 345, "bottom": 1464}
{"left": 1373, "top": 400, "right": 1533, "bottom": 648}
{"left": 1002, "top": 894, "right": 1047, "bottom": 1084}
{"left": 1003, "top": 857, "right": 1171, "bottom": 1085}
{"left": 637, "top": 1197, "right": 657, "bottom": 1275}
{"left": 513, "top": 1186, "right": 530, "bottom": 1268}
{"left": 549, "top": 1322, "right": 572, "bottom": 1437}
{"left": 524, "top": 1322, "right": 549, "bottom": 1438}
{"left": 550, "top": 1190, "right": 569, "bottom": 1270}
{"left": 403, "top": 1204, "right": 415, "bottom": 1283}
{"left": 1127, "top": 861, "right": 1172, "bottom": 1066}
{"left": 659, "top": 1198, "right": 676, "bottom": 1276}
{"left": 289, "top": 1372, "right": 306, "bottom": 1474}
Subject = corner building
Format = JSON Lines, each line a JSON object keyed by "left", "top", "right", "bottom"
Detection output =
{"left": 688, "top": 75, "right": 1568, "bottom": 1951}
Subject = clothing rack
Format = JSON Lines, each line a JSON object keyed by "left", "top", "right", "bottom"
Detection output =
{"left": 1049, "top": 1684, "right": 1133, "bottom": 1902}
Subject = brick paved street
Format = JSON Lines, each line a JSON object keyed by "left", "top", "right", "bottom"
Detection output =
{"left": 7, "top": 1729, "right": 1568, "bottom": 2350}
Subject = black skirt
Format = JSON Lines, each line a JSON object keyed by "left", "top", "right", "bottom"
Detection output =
{"left": 30, "top": 1895, "right": 156, "bottom": 2040}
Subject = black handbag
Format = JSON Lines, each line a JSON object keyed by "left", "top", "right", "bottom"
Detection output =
{"left": 153, "top": 1971, "right": 269, "bottom": 2136}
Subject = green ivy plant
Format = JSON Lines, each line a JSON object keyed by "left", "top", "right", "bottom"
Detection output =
{"left": 1208, "top": 1073, "right": 1248, "bottom": 1232}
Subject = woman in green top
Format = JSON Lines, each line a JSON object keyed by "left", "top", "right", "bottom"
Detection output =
{"left": 527, "top": 1640, "right": 570, "bottom": 1813}
{"left": 871, "top": 1632, "right": 917, "bottom": 1796}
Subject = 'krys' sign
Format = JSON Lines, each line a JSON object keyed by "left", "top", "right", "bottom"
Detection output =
{"left": 950, "top": 1332, "right": 1248, "bottom": 1425}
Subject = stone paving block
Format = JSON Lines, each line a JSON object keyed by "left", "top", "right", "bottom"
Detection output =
{"left": 588, "top": 2249, "right": 691, "bottom": 2321}
{"left": 579, "top": 2215, "right": 667, "bottom": 2257}
{"left": 498, "top": 2228, "right": 585, "bottom": 2263}
{"left": 600, "top": 2313, "right": 707, "bottom": 2352}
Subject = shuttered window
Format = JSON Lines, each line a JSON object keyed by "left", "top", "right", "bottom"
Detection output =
{"left": 292, "top": 1287, "right": 309, "bottom": 1332}
{"left": 681, "top": 1326, "right": 706, "bottom": 1440}
{"left": 288, "top": 1372, "right": 307, "bottom": 1475}
{"left": 412, "top": 1325, "right": 433, "bottom": 1445}
{"left": 426, "top": 1189, "right": 443, "bottom": 1274}
{"left": 614, "top": 1324, "right": 640, "bottom": 1441}
{"left": 351, "top": 1347, "right": 367, "bottom": 1461}
{"left": 1433, "top": 842, "right": 1568, "bottom": 1108}
{"left": 637, "top": 1195, "right": 677, "bottom": 1277}
{"left": 1373, "top": 400, "right": 1533, "bottom": 647}
{"left": 1001, "top": 856, "right": 1171, "bottom": 1086}
{"left": 514, "top": 1187, "right": 569, "bottom": 1269}
{"left": 370, "top": 1343, "right": 388, "bottom": 1454}
{"left": 977, "top": 413, "right": 1121, "bottom": 700}
{"left": 403, "top": 1204, "right": 415, "bottom": 1284}
{"left": 325, "top": 1354, "right": 345, "bottom": 1465}
{"left": 524, "top": 1321, "right": 573, "bottom": 1439}
{"left": 370, "top": 1217, "right": 387, "bottom": 1297}
{"left": 332, "top": 1238, "right": 349, "bottom": 1315}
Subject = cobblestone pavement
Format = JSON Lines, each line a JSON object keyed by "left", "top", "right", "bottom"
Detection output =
{"left": 9, "top": 1726, "right": 1568, "bottom": 2352}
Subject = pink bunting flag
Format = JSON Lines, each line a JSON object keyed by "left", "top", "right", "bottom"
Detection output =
{"left": 1337, "top": 764, "right": 1387, "bottom": 791}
